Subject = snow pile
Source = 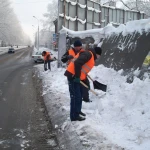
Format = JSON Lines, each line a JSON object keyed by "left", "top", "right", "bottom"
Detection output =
{"left": 60, "top": 18, "right": 150, "bottom": 44}
{"left": 37, "top": 51, "right": 150, "bottom": 150}
{"left": 102, "top": 18, "right": 150, "bottom": 36}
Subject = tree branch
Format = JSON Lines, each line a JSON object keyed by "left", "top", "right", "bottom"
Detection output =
{"left": 135, "top": 0, "right": 139, "bottom": 11}
{"left": 120, "top": 0, "right": 132, "bottom": 10}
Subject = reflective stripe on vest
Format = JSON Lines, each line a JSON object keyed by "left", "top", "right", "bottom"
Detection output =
{"left": 67, "top": 50, "right": 95, "bottom": 80}
{"left": 71, "top": 58, "right": 92, "bottom": 74}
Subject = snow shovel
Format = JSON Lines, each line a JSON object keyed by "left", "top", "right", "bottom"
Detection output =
{"left": 87, "top": 75, "right": 107, "bottom": 92}
{"left": 80, "top": 81, "right": 106, "bottom": 98}
{"left": 80, "top": 81, "right": 98, "bottom": 96}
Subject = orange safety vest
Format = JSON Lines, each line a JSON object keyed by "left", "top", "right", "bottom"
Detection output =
{"left": 67, "top": 50, "right": 95, "bottom": 80}
{"left": 67, "top": 49, "right": 76, "bottom": 65}
{"left": 43, "top": 51, "right": 51, "bottom": 61}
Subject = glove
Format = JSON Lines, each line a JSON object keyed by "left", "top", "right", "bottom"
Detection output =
{"left": 67, "top": 55, "right": 74, "bottom": 60}
{"left": 73, "top": 77, "right": 80, "bottom": 83}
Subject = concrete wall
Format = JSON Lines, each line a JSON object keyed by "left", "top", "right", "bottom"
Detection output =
{"left": 97, "top": 30, "right": 150, "bottom": 72}
{"left": 58, "top": 0, "right": 146, "bottom": 31}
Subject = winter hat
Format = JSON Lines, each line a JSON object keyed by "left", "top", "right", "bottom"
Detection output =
{"left": 42, "top": 51, "right": 46, "bottom": 56}
{"left": 94, "top": 47, "right": 102, "bottom": 55}
{"left": 74, "top": 40, "right": 82, "bottom": 47}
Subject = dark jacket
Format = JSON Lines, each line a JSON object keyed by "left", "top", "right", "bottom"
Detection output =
{"left": 64, "top": 49, "right": 97, "bottom": 80}
{"left": 61, "top": 48, "right": 78, "bottom": 63}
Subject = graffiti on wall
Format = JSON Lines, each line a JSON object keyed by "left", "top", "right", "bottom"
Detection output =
{"left": 143, "top": 51, "right": 150, "bottom": 67}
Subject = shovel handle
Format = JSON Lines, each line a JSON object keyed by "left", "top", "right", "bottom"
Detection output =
{"left": 87, "top": 74, "right": 94, "bottom": 82}
{"left": 80, "top": 81, "right": 98, "bottom": 96}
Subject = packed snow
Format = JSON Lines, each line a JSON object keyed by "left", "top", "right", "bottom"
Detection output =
{"left": 36, "top": 48, "right": 150, "bottom": 150}
{"left": 34, "top": 18, "right": 150, "bottom": 150}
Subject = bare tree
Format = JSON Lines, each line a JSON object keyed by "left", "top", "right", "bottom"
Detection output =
{"left": 119, "top": 0, "right": 150, "bottom": 16}
{"left": 93, "top": 0, "right": 119, "bottom": 5}
{"left": 93, "top": 0, "right": 101, "bottom": 3}
{"left": 42, "top": 0, "right": 58, "bottom": 31}
{"left": 0, "top": 0, "right": 30, "bottom": 46}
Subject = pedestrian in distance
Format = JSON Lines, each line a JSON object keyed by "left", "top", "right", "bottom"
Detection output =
{"left": 64, "top": 46, "right": 102, "bottom": 121}
{"left": 42, "top": 51, "right": 56, "bottom": 71}
{"left": 61, "top": 40, "right": 91, "bottom": 102}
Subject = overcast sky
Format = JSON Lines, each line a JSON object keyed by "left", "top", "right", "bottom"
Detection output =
{"left": 10, "top": 0, "right": 122, "bottom": 42}
{"left": 11, "top": 0, "right": 50, "bottom": 42}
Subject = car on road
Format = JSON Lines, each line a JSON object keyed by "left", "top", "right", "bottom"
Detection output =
{"left": 32, "top": 51, "right": 44, "bottom": 63}
{"left": 8, "top": 48, "right": 15, "bottom": 53}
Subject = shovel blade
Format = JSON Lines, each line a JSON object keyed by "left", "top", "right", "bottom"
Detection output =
{"left": 93, "top": 80, "right": 107, "bottom": 92}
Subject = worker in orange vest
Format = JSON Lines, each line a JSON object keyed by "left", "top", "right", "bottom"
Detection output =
{"left": 61, "top": 40, "right": 82, "bottom": 65}
{"left": 42, "top": 51, "right": 56, "bottom": 71}
{"left": 64, "top": 47, "right": 102, "bottom": 121}
{"left": 61, "top": 40, "right": 91, "bottom": 103}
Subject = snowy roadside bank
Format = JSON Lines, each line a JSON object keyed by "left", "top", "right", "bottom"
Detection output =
{"left": 35, "top": 64, "right": 124, "bottom": 150}
{"left": 35, "top": 65, "right": 87, "bottom": 150}
{"left": 34, "top": 50, "right": 150, "bottom": 150}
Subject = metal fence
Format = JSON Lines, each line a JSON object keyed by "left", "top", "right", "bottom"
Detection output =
{"left": 58, "top": 0, "right": 146, "bottom": 31}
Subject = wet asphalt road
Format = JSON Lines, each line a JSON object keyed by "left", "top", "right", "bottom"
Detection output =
{"left": 0, "top": 47, "right": 60, "bottom": 150}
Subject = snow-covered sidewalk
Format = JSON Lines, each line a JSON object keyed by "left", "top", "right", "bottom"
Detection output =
{"left": 35, "top": 50, "right": 150, "bottom": 150}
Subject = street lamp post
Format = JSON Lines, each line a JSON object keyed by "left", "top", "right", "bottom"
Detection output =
{"left": 33, "top": 16, "right": 39, "bottom": 50}
{"left": 32, "top": 25, "right": 38, "bottom": 48}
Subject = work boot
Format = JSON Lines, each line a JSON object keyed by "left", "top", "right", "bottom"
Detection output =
{"left": 79, "top": 111, "right": 86, "bottom": 116}
{"left": 71, "top": 116, "right": 86, "bottom": 121}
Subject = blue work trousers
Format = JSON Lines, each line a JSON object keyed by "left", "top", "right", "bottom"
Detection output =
{"left": 68, "top": 78, "right": 83, "bottom": 121}
{"left": 44, "top": 60, "right": 51, "bottom": 71}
